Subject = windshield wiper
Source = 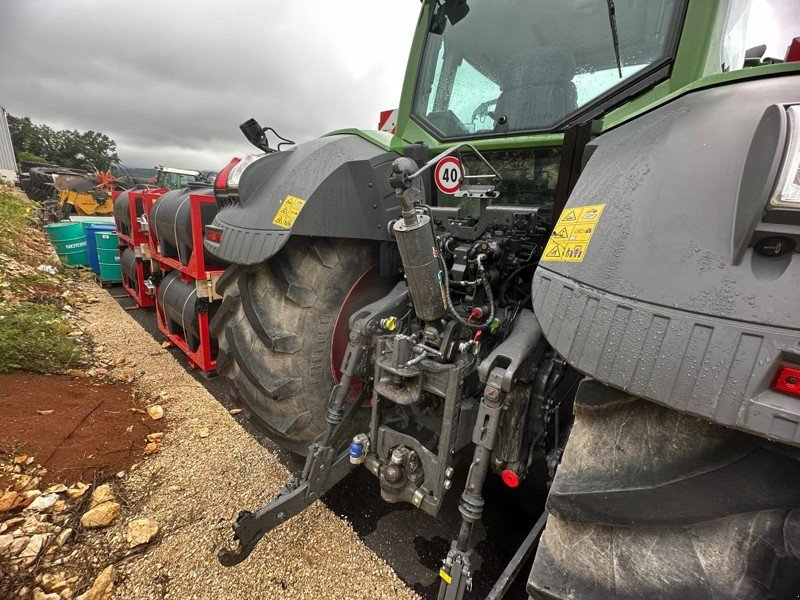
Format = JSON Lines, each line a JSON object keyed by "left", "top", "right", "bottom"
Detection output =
{"left": 605, "top": 0, "right": 623, "bottom": 78}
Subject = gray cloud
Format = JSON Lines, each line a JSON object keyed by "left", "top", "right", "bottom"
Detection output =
{"left": 0, "top": 0, "right": 420, "bottom": 170}
{"left": 4, "top": 0, "right": 798, "bottom": 172}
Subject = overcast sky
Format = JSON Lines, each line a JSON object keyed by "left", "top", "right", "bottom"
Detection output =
{"left": 1, "top": 1, "right": 797, "bottom": 171}
{"left": 0, "top": 1, "right": 421, "bottom": 170}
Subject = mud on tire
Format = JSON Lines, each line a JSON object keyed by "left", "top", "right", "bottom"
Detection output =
{"left": 211, "top": 237, "right": 379, "bottom": 455}
{"left": 528, "top": 379, "right": 800, "bottom": 599}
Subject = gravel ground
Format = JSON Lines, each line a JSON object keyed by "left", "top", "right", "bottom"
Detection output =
{"left": 76, "top": 281, "right": 418, "bottom": 600}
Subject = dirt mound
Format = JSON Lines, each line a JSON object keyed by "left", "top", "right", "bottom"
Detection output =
{"left": 0, "top": 373, "right": 153, "bottom": 486}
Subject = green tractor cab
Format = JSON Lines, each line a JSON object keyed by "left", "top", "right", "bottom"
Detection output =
{"left": 153, "top": 165, "right": 201, "bottom": 189}
{"left": 208, "top": 1, "right": 800, "bottom": 597}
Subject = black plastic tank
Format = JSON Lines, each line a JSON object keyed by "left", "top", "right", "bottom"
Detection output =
{"left": 157, "top": 270, "right": 219, "bottom": 352}
{"left": 120, "top": 246, "right": 150, "bottom": 295}
{"left": 113, "top": 190, "right": 144, "bottom": 239}
{"left": 151, "top": 185, "right": 228, "bottom": 268}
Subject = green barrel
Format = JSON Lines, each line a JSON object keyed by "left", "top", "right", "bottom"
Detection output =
{"left": 96, "top": 231, "right": 122, "bottom": 282}
{"left": 44, "top": 221, "right": 89, "bottom": 267}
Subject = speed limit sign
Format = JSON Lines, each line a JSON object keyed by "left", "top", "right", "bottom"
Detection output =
{"left": 434, "top": 156, "right": 463, "bottom": 195}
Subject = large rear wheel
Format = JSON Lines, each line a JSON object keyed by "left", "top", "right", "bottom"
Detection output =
{"left": 211, "top": 237, "right": 382, "bottom": 455}
{"left": 528, "top": 380, "right": 800, "bottom": 599}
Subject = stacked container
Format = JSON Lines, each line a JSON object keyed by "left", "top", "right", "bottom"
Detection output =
{"left": 113, "top": 188, "right": 168, "bottom": 307}
{"left": 144, "top": 185, "right": 227, "bottom": 372}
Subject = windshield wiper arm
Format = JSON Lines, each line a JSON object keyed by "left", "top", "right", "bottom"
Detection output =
{"left": 605, "top": 0, "right": 623, "bottom": 78}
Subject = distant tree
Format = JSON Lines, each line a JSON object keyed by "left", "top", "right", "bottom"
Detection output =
{"left": 8, "top": 115, "right": 120, "bottom": 172}
{"left": 17, "top": 151, "right": 48, "bottom": 166}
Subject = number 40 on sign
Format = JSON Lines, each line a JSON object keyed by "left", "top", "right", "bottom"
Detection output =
{"left": 434, "top": 156, "right": 463, "bottom": 195}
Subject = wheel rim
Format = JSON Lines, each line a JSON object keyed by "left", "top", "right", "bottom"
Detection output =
{"left": 329, "top": 264, "right": 395, "bottom": 395}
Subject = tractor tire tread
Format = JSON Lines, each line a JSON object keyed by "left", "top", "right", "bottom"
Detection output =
{"left": 215, "top": 237, "right": 378, "bottom": 454}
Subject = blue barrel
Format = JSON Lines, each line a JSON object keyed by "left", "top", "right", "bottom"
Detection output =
{"left": 83, "top": 224, "right": 117, "bottom": 275}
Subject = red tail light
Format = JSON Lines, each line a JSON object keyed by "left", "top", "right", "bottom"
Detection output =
{"left": 205, "top": 227, "right": 223, "bottom": 244}
{"left": 215, "top": 157, "right": 241, "bottom": 190}
{"left": 501, "top": 469, "right": 520, "bottom": 488}
{"left": 772, "top": 364, "right": 800, "bottom": 397}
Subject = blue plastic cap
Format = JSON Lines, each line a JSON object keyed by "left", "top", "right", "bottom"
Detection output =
{"left": 348, "top": 441, "right": 364, "bottom": 458}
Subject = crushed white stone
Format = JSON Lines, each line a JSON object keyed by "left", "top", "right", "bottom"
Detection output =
{"left": 76, "top": 282, "right": 418, "bottom": 600}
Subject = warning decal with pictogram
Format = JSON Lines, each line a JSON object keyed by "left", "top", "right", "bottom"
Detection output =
{"left": 541, "top": 203, "right": 605, "bottom": 263}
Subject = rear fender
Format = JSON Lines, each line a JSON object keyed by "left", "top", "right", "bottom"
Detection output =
{"left": 205, "top": 134, "right": 401, "bottom": 265}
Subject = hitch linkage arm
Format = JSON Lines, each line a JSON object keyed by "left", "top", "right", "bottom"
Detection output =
{"left": 217, "top": 445, "right": 353, "bottom": 567}
{"left": 217, "top": 283, "right": 410, "bottom": 567}
{"left": 438, "top": 310, "right": 543, "bottom": 600}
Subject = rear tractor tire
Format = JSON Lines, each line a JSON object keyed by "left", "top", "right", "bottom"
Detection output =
{"left": 212, "top": 237, "right": 380, "bottom": 455}
{"left": 528, "top": 379, "right": 800, "bottom": 600}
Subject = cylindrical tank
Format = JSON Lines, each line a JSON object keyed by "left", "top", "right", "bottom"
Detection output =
{"left": 83, "top": 223, "right": 116, "bottom": 275}
{"left": 393, "top": 212, "right": 445, "bottom": 321}
{"left": 120, "top": 246, "right": 149, "bottom": 294}
{"left": 114, "top": 189, "right": 147, "bottom": 239}
{"left": 157, "top": 270, "right": 219, "bottom": 352}
{"left": 95, "top": 231, "right": 122, "bottom": 283}
{"left": 44, "top": 221, "right": 89, "bottom": 267}
{"left": 151, "top": 185, "right": 228, "bottom": 268}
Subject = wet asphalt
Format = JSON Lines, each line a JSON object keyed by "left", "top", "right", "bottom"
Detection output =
{"left": 109, "top": 284, "right": 543, "bottom": 599}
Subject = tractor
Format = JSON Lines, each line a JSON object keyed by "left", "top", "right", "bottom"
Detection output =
{"left": 151, "top": 165, "right": 205, "bottom": 188}
{"left": 206, "top": 0, "right": 800, "bottom": 597}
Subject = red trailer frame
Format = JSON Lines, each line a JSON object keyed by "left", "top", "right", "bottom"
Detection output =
{"left": 116, "top": 187, "right": 168, "bottom": 251}
{"left": 120, "top": 248, "right": 155, "bottom": 308}
{"left": 153, "top": 269, "right": 218, "bottom": 372}
{"left": 147, "top": 192, "right": 226, "bottom": 290}
{"left": 146, "top": 190, "right": 223, "bottom": 372}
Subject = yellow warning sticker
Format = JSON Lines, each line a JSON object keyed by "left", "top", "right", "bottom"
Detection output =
{"left": 272, "top": 195, "right": 307, "bottom": 229}
{"left": 543, "top": 240, "right": 565, "bottom": 260}
{"left": 560, "top": 209, "right": 579, "bottom": 223}
{"left": 439, "top": 569, "right": 452, "bottom": 585}
{"left": 542, "top": 203, "right": 605, "bottom": 263}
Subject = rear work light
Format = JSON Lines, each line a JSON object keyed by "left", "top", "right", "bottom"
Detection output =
{"left": 772, "top": 364, "right": 800, "bottom": 398}
{"left": 769, "top": 105, "right": 800, "bottom": 210}
{"left": 226, "top": 153, "right": 264, "bottom": 190}
{"left": 215, "top": 157, "right": 241, "bottom": 191}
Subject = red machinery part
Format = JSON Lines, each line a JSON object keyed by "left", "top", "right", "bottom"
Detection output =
{"left": 786, "top": 37, "right": 800, "bottom": 63}
{"left": 120, "top": 248, "right": 155, "bottom": 308}
{"left": 146, "top": 190, "right": 223, "bottom": 373}
{"left": 154, "top": 270, "right": 218, "bottom": 372}
{"left": 501, "top": 469, "right": 520, "bottom": 488}
{"left": 148, "top": 192, "right": 226, "bottom": 282}
{"left": 772, "top": 364, "right": 800, "bottom": 398}
{"left": 215, "top": 157, "right": 242, "bottom": 190}
{"left": 116, "top": 187, "right": 168, "bottom": 248}
{"left": 329, "top": 264, "right": 396, "bottom": 398}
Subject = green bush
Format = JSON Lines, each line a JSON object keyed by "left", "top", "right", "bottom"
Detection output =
{"left": 0, "top": 302, "right": 82, "bottom": 373}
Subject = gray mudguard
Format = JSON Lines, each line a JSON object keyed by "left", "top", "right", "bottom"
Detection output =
{"left": 205, "top": 134, "right": 401, "bottom": 265}
{"left": 532, "top": 73, "right": 800, "bottom": 447}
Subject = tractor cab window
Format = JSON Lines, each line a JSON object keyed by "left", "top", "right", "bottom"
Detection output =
{"left": 156, "top": 171, "right": 197, "bottom": 189}
{"left": 177, "top": 173, "right": 197, "bottom": 187}
{"left": 156, "top": 171, "right": 176, "bottom": 188}
{"left": 718, "top": 0, "right": 800, "bottom": 71}
{"left": 413, "top": 0, "right": 682, "bottom": 138}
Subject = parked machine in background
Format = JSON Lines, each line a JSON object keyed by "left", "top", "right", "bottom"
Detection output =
{"left": 152, "top": 165, "right": 203, "bottom": 188}
{"left": 201, "top": 1, "right": 800, "bottom": 597}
